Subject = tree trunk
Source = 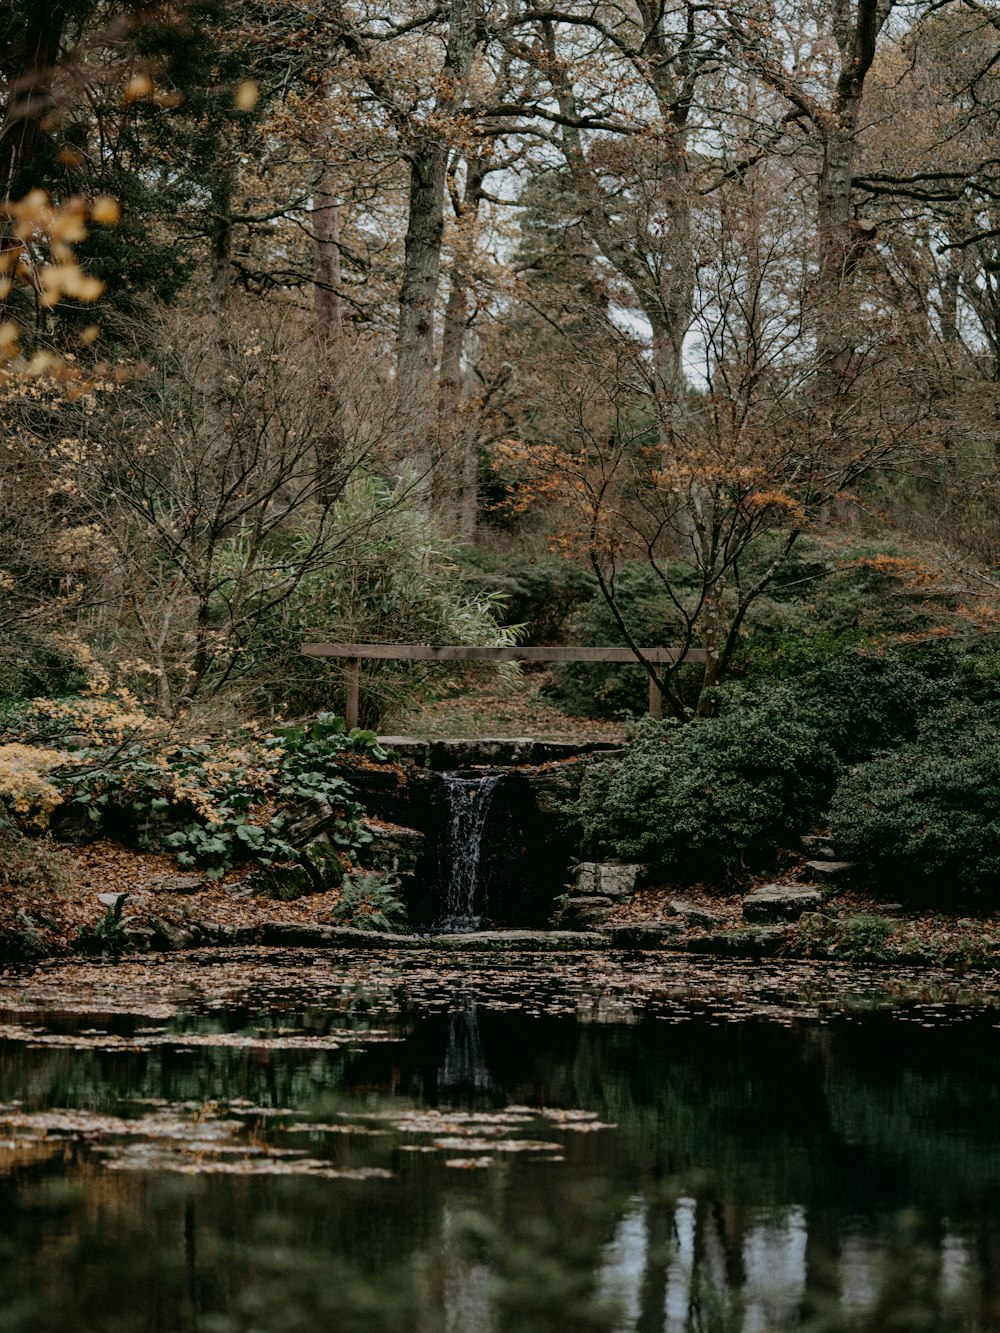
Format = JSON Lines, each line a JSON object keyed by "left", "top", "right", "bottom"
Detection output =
{"left": 815, "top": 122, "right": 861, "bottom": 392}
{"left": 397, "top": 143, "right": 449, "bottom": 480}
{"left": 395, "top": 0, "right": 480, "bottom": 499}
{"left": 438, "top": 151, "right": 490, "bottom": 533}
{"left": 0, "top": 1, "right": 68, "bottom": 322}
{"left": 209, "top": 173, "right": 234, "bottom": 318}
{"left": 814, "top": 0, "right": 890, "bottom": 396}
{"left": 312, "top": 156, "right": 346, "bottom": 503}
{"left": 0, "top": 3, "right": 66, "bottom": 200}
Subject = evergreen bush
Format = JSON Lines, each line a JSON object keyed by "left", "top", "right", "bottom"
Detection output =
{"left": 577, "top": 694, "right": 837, "bottom": 880}
{"left": 792, "top": 651, "right": 946, "bottom": 765}
{"left": 829, "top": 709, "right": 1000, "bottom": 900}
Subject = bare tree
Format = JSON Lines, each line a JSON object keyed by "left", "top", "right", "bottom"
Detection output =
{"left": 47, "top": 306, "right": 407, "bottom": 716}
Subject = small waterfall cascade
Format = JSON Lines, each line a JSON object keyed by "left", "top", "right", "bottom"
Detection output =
{"left": 436, "top": 771, "right": 502, "bottom": 932}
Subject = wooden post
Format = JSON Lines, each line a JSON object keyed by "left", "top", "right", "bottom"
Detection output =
{"left": 344, "top": 657, "right": 360, "bottom": 729}
{"left": 648, "top": 671, "right": 662, "bottom": 720}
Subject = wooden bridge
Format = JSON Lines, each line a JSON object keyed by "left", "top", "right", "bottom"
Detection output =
{"left": 299, "top": 642, "right": 708, "bottom": 728}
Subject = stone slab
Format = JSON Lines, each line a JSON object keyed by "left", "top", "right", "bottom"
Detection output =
{"left": 149, "top": 874, "right": 203, "bottom": 895}
{"left": 378, "top": 737, "right": 429, "bottom": 765}
{"left": 804, "top": 860, "right": 856, "bottom": 881}
{"left": 682, "top": 925, "right": 791, "bottom": 956}
{"left": 426, "top": 929, "right": 610, "bottom": 951}
{"left": 609, "top": 922, "right": 686, "bottom": 949}
{"left": 428, "top": 738, "right": 536, "bottom": 770}
{"left": 743, "top": 886, "right": 824, "bottom": 923}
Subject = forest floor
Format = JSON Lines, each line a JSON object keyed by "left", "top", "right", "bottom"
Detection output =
{"left": 386, "top": 667, "right": 628, "bottom": 742}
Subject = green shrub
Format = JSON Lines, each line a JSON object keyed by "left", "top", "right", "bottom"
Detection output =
{"left": 237, "top": 482, "right": 519, "bottom": 725}
{"left": 47, "top": 712, "right": 382, "bottom": 881}
{"left": 794, "top": 911, "right": 896, "bottom": 960}
{"left": 792, "top": 651, "right": 946, "bottom": 766}
{"left": 829, "top": 709, "right": 1000, "bottom": 900}
{"left": 733, "top": 535, "right": 962, "bottom": 678}
{"left": 576, "top": 694, "right": 837, "bottom": 879}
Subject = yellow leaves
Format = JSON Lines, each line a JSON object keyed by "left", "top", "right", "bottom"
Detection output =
{"left": 0, "top": 190, "right": 120, "bottom": 365}
{"left": 234, "top": 80, "right": 260, "bottom": 112}
{"left": 0, "top": 745, "right": 66, "bottom": 827}
{"left": 123, "top": 73, "right": 154, "bottom": 105}
{"left": 91, "top": 196, "right": 120, "bottom": 226}
{"left": 38, "top": 263, "right": 105, "bottom": 308}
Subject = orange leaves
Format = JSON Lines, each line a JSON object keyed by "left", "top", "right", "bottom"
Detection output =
{"left": 850, "top": 553, "right": 939, "bottom": 586}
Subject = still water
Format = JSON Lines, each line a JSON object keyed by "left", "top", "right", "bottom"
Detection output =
{"left": 0, "top": 950, "right": 997, "bottom": 1332}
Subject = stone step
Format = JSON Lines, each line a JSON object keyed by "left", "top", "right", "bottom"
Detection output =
{"left": 681, "top": 925, "right": 791, "bottom": 957}
{"left": 804, "top": 859, "right": 856, "bottom": 882}
{"left": 743, "top": 885, "right": 824, "bottom": 923}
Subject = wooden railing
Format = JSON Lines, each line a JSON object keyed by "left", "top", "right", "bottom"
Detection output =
{"left": 299, "top": 642, "right": 708, "bottom": 728}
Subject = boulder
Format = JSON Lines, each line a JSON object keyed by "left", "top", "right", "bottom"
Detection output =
{"left": 246, "top": 862, "right": 315, "bottom": 900}
{"left": 97, "top": 891, "right": 128, "bottom": 915}
{"left": 359, "top": 822, "right": 425, "bottom": 880}
{"left": 800, "top": 834, "right": 836, "bottom": 859}
{"left": 571, "top": 862, "right": 644, "bottom": 900}
{"left": 554, "top": 895, "right": 614, "bottom": 929}
{"left": 275, "top": 797, "right": 336, "bottom": 847}
{"left": 122, "top": 925, "right": 157, "bottom": 950}
{"left": 11, "top": 927, "right": 45, "bottom": 960}
{"left": 150, "top": 918, "right": 197, "bottom": 950}
{"left": 743, "top": 885, "right": 823, "bottom": 923}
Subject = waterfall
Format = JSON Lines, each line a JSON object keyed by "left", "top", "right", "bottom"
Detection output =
{"left": 436, "top": 772, "right": 501, "bottom": 932}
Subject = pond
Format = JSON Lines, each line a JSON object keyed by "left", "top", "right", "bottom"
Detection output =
{"left": 0, "top": 950, "right": 998, "bottom": 1333}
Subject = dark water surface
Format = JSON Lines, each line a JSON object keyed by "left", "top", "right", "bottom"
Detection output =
{"left": 0, "top": 950, "right": 998, "bottom": 1332}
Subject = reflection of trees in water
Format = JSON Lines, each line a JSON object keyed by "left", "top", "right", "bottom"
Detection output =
{"left": 2, "top": 1002, "right": 1000, "bottom": 1331}
{"left": 593, "top": 1194, "right": 986, "bottom": 1332}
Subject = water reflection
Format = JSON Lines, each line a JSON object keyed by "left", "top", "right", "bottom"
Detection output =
{"left": 438, "top": 998, "right": 493, "bottom": 1092}
{"left": 0, "top": 963, "right": 995, "bottom": 1331}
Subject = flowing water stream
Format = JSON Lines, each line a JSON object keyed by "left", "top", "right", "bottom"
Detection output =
{"left": 435, "top": 771, "right": 502, "bottom": 932}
